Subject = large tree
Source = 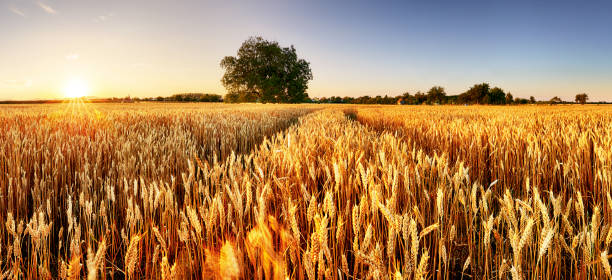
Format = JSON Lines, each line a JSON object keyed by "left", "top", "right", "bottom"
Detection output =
{"left": 220, "top": 37, "right": 313, "bottom": 103}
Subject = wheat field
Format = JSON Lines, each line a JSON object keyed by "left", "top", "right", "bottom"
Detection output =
{"left": 0, "top": 102, "right": 611, "bottom": 279}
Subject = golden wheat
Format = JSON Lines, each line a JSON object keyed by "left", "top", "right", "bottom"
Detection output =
{"left": 0, "top": 103, "right": 610, "bottom": 279}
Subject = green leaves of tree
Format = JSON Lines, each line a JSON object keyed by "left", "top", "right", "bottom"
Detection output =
{"left": 221, "top": 37, "right": 313, "bottom": 103}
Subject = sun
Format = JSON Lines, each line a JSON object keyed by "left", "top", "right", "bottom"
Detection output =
{"left": 63, "top": 78, "right": 90, "bottom": 98}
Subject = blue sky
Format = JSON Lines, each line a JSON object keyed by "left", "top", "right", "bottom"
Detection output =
{"left": 1, "top": 0, "right": 611, "bottom": 101}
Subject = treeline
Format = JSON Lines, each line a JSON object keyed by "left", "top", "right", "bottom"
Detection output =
{"left": 126, "top": 85, "right": 597, "bottom": 105}
{"left": 152, "top": 93, "right": 223, "bottom": 102}
{"left": 315, "top": 83, "right": 539, "bottom": 105}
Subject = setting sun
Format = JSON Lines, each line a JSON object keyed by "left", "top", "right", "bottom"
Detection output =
{"left": 63, "top": 78, "right": 90, "bottom": 98}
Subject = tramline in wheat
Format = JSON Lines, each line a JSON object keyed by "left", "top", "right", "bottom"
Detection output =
{"left": 0, "top": 103, "right": 611, "bottom": 279}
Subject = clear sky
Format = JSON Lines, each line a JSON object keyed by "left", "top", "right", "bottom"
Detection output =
{"left": 1, "top": 0, "right": 611, "bottom": 101}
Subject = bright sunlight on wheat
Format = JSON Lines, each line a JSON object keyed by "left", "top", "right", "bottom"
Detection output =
{"left": 0, "top": 103, "right": 610, "bottom": 279}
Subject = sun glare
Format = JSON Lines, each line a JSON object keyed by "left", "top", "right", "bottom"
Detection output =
{"left": 63, "top": 78, "right": 90, "bottom": 98}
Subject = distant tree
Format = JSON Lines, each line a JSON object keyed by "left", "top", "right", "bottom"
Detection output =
{"left": 529, "top": 96, "right": 536, "bottom": 104}
{"left": 487, "top": 87, "right": 506, "bottom": 104}
{"left": 382, "top": 95, "right": 397, "bottom": 104}
{"left": 352, "top": 96, "right": 371, "bottom": 104}
{"left": 398, "top": 92, "right": 412, "bottom": 104}
{"left": 549, "top": 96, "right": 562, "bottom": 104}
{"left": 445, "top": 95, "right": 459, "bottom": 104}
{"left": 330, "top": 96, "right": 343, "bottom": 103}
{"left": 371, "top": 95, "right": 382, "bottom": 104}
{"left": 575, "top": 93, "right": 588, "bottom": 104}
{"left": 169, "top": 93, "right": 223, "bottom": 102}
{"left": 515, "top": 98, "right": 529, "bottom": 104}
{"left": 220, "top": 37, "right": 313, "bottom": 103}
{"left": 414, "top": 91, "right": 427, "bottom": 104}
{"left": 459, "top": 83, "right": 490, "bottom": 104}
{"left": 427, "top": 86, "right": 446, "bottom": 104}
{"left": 342, "top": 96, "right": 355, "bottom": 104}
{"left": 226, "top": 91, "right": 258, "bottom": 103}
{"left": 505, "top": 92, "right": 514, "bottom": 104}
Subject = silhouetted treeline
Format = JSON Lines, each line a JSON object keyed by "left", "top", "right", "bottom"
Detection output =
{"left": 154, "top": 93, "right": 223, "bottom": 102}
{"left": 313, "top": 83, "right": 544, "bottom": 105}
{"left": 314, "top": 95, "right": 401, "bottom": 104}
{"left": 2, "top": 86, "right": 605, "bottom": 105}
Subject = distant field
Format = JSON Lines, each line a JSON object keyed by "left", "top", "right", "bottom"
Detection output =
{"left": 0, "top": 103, "right": 610, "bottom": 279}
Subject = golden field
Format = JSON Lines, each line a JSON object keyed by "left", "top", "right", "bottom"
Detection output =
{"left": 0, "top": 103, "right": 611, "bottom": 279}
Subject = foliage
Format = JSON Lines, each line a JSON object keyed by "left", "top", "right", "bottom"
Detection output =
{"left": 317, "top": 95, "right": 398, "bottom": 104}
{"left": 505, "top": 92, "right": 514, "bottom": 104}
{"left": 156, "top": 93, "right": 223, "bottom": 102}
{"left": 458, "top": 83, "right": 490, "bottom": 104}
{"left": 550, "top": 96, "right": 563, "bottom": 104}
{"left": 314, "top": 85, "right": 538, "bottom": 105}
{"left": 220, "top": 37, "right": 313, "bottom": 103}
{"left": 426, "top": 86, "right": 446, "bottom": 104}
{"left": 487, "top": 87, "right": 506, "bottom": 104}
{"left": 575, "top": 93, "right": 589, "bottom": 104}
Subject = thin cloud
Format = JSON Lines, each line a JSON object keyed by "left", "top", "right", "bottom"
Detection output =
{"left": 37, "top": 2, "right": 57, "bottom": 14}
{"left": 9, "top": 7, "right": 26, "bottom": 17}
{"left": 94, "top": 12, "right": 115, "bottom": 22}
{"left": 65, "top": 53, "right": 80, "bottom": 60}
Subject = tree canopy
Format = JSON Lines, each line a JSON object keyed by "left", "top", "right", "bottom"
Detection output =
{"left": 575, "top": 93, "right": 588, "bottom": 104}
{"left": 220, "top": 37, "right": 313, "bottom": 103}
{"left": 488, "top": 87, "right": 507, "bottom": 104}
{"left": 426, "top": 86, "right": 446, "bottom": 104}
{"left": 456, "top": 83, "right": 517, "bottom": 104}
{"left": 458, "top": 83, "right": 490, "bottom": 104}
{"left": 550, "top": 96, "right": 563, "bottom": 104}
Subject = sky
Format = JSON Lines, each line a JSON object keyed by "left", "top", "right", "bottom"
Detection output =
{"left": 1, "top": 0, "right": 611, "bottom": 101}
